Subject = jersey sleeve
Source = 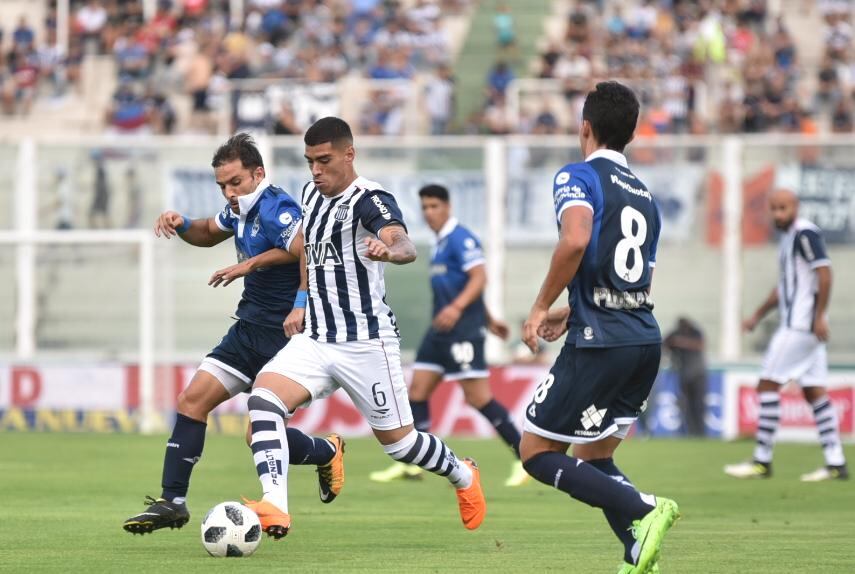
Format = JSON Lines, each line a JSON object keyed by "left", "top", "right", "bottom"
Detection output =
{"left": 797, "top": 228, "right": 830, "bottom": 268}
{"left": 454, "top": 230, "right": 486, "bottom": 272}
{"left": 649, "top": 201, "right": 662, "bottom": 268}
{"left": 214, "top": 203, "right": 236, "bottom": 233}
{"left": 357, "top": 190, "right": 407, "bottom": 235}
{"left": 264, "top": 196, "right": 303, "bottom": 252}
{"left": 553, "top": 166, "right": 595, "bottom": 225}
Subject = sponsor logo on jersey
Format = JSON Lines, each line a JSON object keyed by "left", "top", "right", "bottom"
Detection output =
{"left": 554, "top": 184, "right": 587, "bottom": 207}
{"left": 430, "top": 263, "right": 448, "bottom": 275}
{"left": 593, "top": 287, "right": 655, "bottom": 310}
{"left": 371, "top": 194, "right": 392, "bottom": 220}
{"left": 279, "top": 212, "right": 293, "bottom": 225}
{"left": 583, "top": 326, "right": 594, "bottom": 340}
{"left": 609, "top": 174, "right": 652, "bottom": 201}
{"left": 250, "top": 214, "right": 261, "bottom": 237}
{"left": 305, "top": 242, "right": 343, "bottom": 266}
{"left": 580, "top": 405, "right": 607, "bottom": 430}
{"left": 555, "top": 171, "right": 570, "bottom": 185}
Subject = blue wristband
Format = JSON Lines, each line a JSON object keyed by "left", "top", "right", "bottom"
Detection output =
{"left": 294, "top": 290, "right": 308, "bottom": 309}
{"left": 176, "top": 215, "right": 192, "bottom": 234}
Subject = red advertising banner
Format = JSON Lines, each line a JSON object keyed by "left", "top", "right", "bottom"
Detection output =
{"left": 736, "top": 384, "right": 855, "bottom": 436}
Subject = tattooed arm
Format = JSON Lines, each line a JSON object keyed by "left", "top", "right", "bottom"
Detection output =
{"left": 365, "top": 224, "right": 418, "bottom": 265}
{"left": 522, "top": 206, "right": 593, "bottom": 352}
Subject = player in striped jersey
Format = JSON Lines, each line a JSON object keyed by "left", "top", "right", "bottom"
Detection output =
{"left": 123, "top": 134, "right": 344, "bottom": 535}
{"left": 242, "top": 117, "right": 486, "bottom": 539}
{"left": 725, "top": 189, "right": 848, "bottom": 482}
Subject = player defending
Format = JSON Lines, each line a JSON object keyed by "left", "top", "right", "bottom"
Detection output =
{"left": 724, "top": 189, "right": 848, "bottom": 481}
{"left": 370, "top": 184, "right": 528, "bottom": 487}
{"left": 123, "top": 134, "right": 344, "bottom": 535}
{"left": 241, "top": 117, "right": 486, "bottom": 539}
{"left": 519, "top": 82, "right": 678, "bottom": 574}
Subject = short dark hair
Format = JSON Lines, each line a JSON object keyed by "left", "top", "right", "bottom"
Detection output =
{"left": 211, "top": 133, "right": 264, "bottom": 170}
{"left": 581, "top": 81, "right": 639, "bottom": 152}
{"left": 304, "top": 116, "right": 353, "bottom": 147}
{"left": 418, "top": 184, "right": 450, "bottom": 203}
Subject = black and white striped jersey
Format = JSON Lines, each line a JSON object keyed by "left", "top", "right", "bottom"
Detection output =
{"left": 301, "top": 176, "right": 407, "bottom": 342}
{"left": 777, "top": 218, "right": 831, "bottom": 332}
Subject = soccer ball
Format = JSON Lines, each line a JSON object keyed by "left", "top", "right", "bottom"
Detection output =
{"left": 200, "top": 501, "right": 262, "bottom": 557}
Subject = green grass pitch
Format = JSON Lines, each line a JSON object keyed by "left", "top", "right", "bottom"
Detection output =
{"left": 1, "top": 434, "right": 852, "bottom": 573}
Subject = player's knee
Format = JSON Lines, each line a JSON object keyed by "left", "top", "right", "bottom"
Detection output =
{"left": 802, "top": 386, "right": 826, "bottom": 403}
{"left": 176, "top": 389, "right": 209, "bottom": 419}
{"left": 757, "top": 379, "right": 780, "bottom": 393}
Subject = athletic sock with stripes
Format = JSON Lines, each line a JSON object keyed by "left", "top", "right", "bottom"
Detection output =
{"left": 247, "top": 388, "right": 292, "bottom": 511}
{"left": 383, "top": 430, "right": 472, "bottom": 488}
{"left": 753, "top": 391, "right": 780, "bottom": 464}
{"left": 812, "top": 397, "right": 846, "bottom": 467}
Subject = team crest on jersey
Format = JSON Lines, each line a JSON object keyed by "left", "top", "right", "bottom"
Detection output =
{"left": 334, "top": 204, "right": 350, "bottom": 221}
{"left": 250, "top": 215, "right": 261, "bottom": 237}
{"left": 555, "top": 171, "right": 570, "bottom": 185}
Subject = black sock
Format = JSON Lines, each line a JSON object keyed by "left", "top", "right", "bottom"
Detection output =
{"left": 284, "top": 427, "right": 335, "bottom": 465}
{"left": 523, "top": 452, "right": 654, "bottom": 519}
{"left": 478, "top": 399, "right": 521, "bottom": 457}
{"left": 589, "top": 458, "right": 637, "bottom": 563}
{"left": 161, "top": 413, "right": 206, "bottom": 502}
{"left": 411, "top": 400, "right": 430, "bottom": 432}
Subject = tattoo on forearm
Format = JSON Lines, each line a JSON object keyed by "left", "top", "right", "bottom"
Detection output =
{"left": 386, "top": 227, "right": 417, "bottom": 261}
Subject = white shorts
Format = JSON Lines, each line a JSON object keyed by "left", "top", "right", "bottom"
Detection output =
{"left": 258, "top": 334, "right": 414, "bottom": 430}
{"left": 760, "top": 328, "right": 827, "bottom": 387}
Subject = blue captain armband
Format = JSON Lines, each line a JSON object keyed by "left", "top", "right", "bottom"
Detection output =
{"left": 176, "top": 215, "right": 192, "bottom": 234}
{"left": 294, "top": 290, "right": 308, "bottom": 309}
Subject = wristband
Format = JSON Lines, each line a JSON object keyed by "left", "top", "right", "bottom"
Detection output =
{"left": 294, "top": 290, "right": 308, "bottom": 309}
{"left": 176, "top": 215, "right": 192, "bottom": 234}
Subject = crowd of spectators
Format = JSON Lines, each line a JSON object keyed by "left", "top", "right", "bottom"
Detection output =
{"left": 58, "top": 0, "right": 463, "bottom": 134}
{"left": 471, "top": 0, "right": 838, "bottom": 137}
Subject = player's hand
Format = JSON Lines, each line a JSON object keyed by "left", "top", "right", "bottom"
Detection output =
{"left": 538, "top": 311, "right": 568, "bottom": 342}
{"left": 523, "top": 306, "right": 548, "bottom": 354}
{"left": 813, "top": 315, "right": 830, "bottom": 342}
{"left": 364, "top": 237, "right": 391, "bottom": 262}
{"left": 283, "top": 307, "right": 305, "bottom": 337}
{"left": 488, "top": 317, "right": 510, "bottom": 340}
{"left": 208, "top": 261, "right": 252, "bottom": 288}
{"left": 433, "top": 304, "right": 462, "bottom": 332}
{"left": 154, "top": 211, "right": 185, "bottom": 239}
{"left": 742, "top": 315, "right": 759, "bottom": 333}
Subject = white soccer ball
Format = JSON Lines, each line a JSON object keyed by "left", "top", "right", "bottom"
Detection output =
{"left": 200, "top": 501, "right": 262, "bottom": 557}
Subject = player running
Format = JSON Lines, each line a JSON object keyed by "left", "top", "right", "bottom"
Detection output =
{"left": 369, "top": 183, "right": 527, "bottom": 487}
{"left": 123, "top": 134, "right": 344, "bottom": 535}
{"left": 241, "top": 117, "right": 486, "bottom": 539}
{"left": 519, "top": 82, "right": 678, "bottom": 574}
{"left": 724, "top": 189, "right": 848, "bottom": 482}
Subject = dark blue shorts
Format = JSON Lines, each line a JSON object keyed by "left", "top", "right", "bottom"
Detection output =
{"left": 203, "top": 320, "right": 288, "bottom": 391}
{"left": 524, "top": 342, "right": 661, "bottom": 443}
{"left": 413, "top": 330, "right": 488, "bottom": 380}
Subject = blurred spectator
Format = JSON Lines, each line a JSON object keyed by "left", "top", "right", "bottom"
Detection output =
{"left": 89, "top": 157, "right": 111, "bottom": 228}
{"left": 487, "top": 61, "right": 514, "bottom": 98}
{"left": 494, "top": 3, "right": 516, "bottom": 53}
{"left": 13, "top": 16, "right": 35, "bottom": 50}
{"left": 53, "top": 167, "right": 75, "bottom": 230}
{"left": 272, "top": 101, "right": 301, "bottom": 135}
{"left": 664, "top": 316, "right": 707, "bottom": 437}
{"left": 125, "top": 166, "right": 143, "bottom": 229}
{"left": 424, "top": 64, "right": 455, "bottom": 134}
{"left": 105, "top": 81, "right": 150, "bottom": 134}
{"left": 74, "top": 0, "right": 108, "bottom": 53}
{"left": 360, "top": 89, "right": 405, "bottom": 135}
{"left": 831, "top": 98, "right": 853, "bottom": 132}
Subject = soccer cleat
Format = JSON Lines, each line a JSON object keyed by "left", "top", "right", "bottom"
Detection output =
{"left": 504, "top": 460, "right": 531, "bottom": 487}
{"left": 617, "top": 562, "right": 660, "bottom": 574}
{"left": 241, "top": 498, "right": 291, "bottom": 540}
{"left": 723, "top": 460, "right": 772, "bottom": 479}
{"left": 800, "top": 465, "right": 849, "bottom": 482}
{"left": 455, "top": 458, "right": 486, "bottom": 530}
{"left": 368, "top": 461, "right": 424, "bottom": 483}
{"left": 317, "top": 433, "right": 346, "bottom": 503}
{"left": 631, "top": 497, "right": 680, "bottom": 574}
{"left": 122, "top": 496, "right": 190, "bottom": 535}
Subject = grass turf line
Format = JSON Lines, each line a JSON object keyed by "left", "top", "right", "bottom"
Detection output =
{"left": 0, "top": 434, "right": 852, "bottom": 573}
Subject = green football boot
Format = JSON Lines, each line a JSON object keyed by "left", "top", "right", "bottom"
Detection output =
{"left": 630, "top": 498, "right": 680, "bottom": 574}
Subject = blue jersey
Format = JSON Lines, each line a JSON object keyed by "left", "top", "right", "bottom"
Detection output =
{"left": 215, "top": 181, "right": 302, "bottom": 328}
{"left": 429, "top": 217, "right": 487, "bottom": 340}
{"left": 552, "top": 149, "right": 661, "bottom": 348}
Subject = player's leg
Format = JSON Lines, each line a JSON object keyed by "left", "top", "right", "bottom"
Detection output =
{"left": 458, "top": 376, "right": 527, "bottom": 486}
{"left": 800, "top": 384, "right": 848, "bottom": 481}
{"left": 368, "top": 367, "right": 442, "bottom": 482}
{"left": 243, "top": 421, "right": 338, "bottom": 467}
{"left": 335, "top": 338, "right": 486, "bottom": 530}
{"left": 123, "top": 368, "right": 230, "bottom": 535}
{"left": 724, "top": 377, "right": 781, "bottom": 478}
